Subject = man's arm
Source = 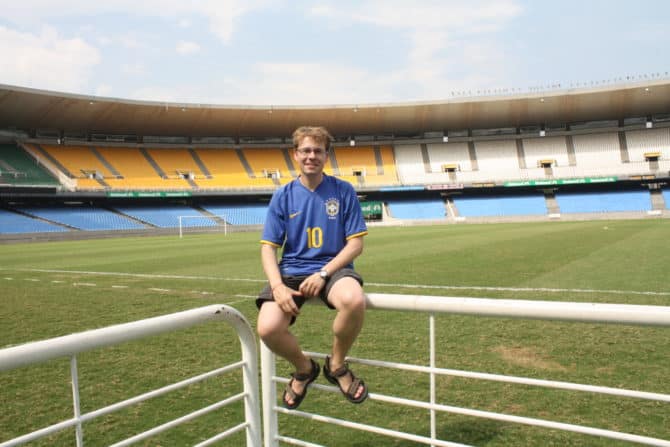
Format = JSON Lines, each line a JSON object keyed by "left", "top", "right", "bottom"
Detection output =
{"left": 298, "top": 236, "right": 364, "bottom": 298}
{"left": 261, "top": 243, "right": 302, "bottom": 316}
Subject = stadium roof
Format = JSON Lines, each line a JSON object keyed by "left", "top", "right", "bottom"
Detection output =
{"left": 0, "top": 81, "right": 669, "bottom": 139}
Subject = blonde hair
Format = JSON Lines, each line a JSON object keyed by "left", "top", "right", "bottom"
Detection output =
{"left": 292, "top": 126, "right": 333, "bottom": 151}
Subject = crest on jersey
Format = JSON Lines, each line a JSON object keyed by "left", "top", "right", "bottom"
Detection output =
{"left": 325, "top": 198, "right": 339, "bottom": 218}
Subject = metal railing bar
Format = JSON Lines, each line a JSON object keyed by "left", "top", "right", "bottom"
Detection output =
{"left": 0, "top": 305, "right": 235, "bottom": 373}
{"left": 364, "top": 293, "right": 670, "bottom": 327}
{"left": 70, "top": 355, "right": 84, "bottom": 447}
{"left": 0, "top": 417, "right": 80, "bottom": 447}
{"left": 80, "top": 361, "right": 244, "bottom": 423}
{"left": 275, "top": 435, "right": 325, "bottom": 447}
{"left": 109, "top": 391, "right": 247, "bottom": 447}
{"left": 275, "top": 407, "right": 472, "bottom": 447}
{"left": 327, "top": 354, "right": 670, "bottom": 403}
{"left": 1, "top": 305, "right": 261, "bottom": 447}
{"left": 271, "top": 379, "right": 670, "bottom": 446}
{"left": 192, "top": 422, "right": 249, "bottom": 447}
{"left": 368, "top": 391, "right": 670, "bottom": 447}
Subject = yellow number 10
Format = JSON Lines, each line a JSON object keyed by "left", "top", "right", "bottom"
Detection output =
{"left": 306, "top": 227, "right": 323, "bottom": 248}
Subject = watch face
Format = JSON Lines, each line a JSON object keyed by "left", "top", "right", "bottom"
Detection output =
{"left": 320, "top": 270, "right": 328, "bottom": 278}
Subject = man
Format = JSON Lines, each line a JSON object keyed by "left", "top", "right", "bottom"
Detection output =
{"left": 256, "top": 125, "right": 369, "bottom": 409}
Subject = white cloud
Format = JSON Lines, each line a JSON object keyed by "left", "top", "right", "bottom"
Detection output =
{"left": 1, "top": 0, "right": 274, "bottom": 44}
{"left": 176, "top": 40, "right": 201, "bottom": 55}
{"left": 0, "top": 25, "right": 100, "bottom": 92}
{"left": 311, "top": 0, "right": 523, "bottom": 93}
{"left": 210, "top": 62, "right": 397, "bottom": 105}
{"left": 121, "top": 62, "right": 146, "bottom": 76}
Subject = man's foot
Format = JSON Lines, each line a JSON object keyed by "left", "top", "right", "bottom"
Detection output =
{"left": 282, "top": 358, "right": 320, "bottom": 409}
{"left": 323, "top": 356, "right": 368, "bottom": 404}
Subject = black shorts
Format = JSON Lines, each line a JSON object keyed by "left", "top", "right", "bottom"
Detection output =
{"left": 256, "top": 268, "right": 363, "bottom": 321}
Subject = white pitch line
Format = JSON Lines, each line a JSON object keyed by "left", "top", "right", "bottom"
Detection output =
{"left": 148, "top": 288, "right": 171, "bottom": 292}
{"left": 17, "top": 268, "right": 264, "bottom": 283}
{"left": 73, "top": 282, "right": 97, "bottom": 287}
{"left": 11, "top": 267, "right": 670, "bottom": 297}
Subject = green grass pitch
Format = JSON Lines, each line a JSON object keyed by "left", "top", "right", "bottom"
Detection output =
{"left": 1, "top": 219, "right": 669, "bottom": 446}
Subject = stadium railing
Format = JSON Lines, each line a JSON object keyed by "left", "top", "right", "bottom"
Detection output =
{"left": 3, "top": 298, "right": 669, "bottom": 446}
{"left": 0, "top": 305, "right": 261, "bottom": 447}
{"left": 261, "top": 294, "right": 670, "bottom": 447}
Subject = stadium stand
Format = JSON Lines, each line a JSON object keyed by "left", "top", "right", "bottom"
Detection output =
{"left": 570, "top": 133, "right": 623, "bottom": 177}
{"left": 96, "top": 147, "right": 168, "bottom": 189}
{"left": 427, "top": 142, "right": 473, "bottom": 173}
{"left": 474, "top": 140, "right": 520, "bottom": 181}
{"left": 147, "top": 147, "right": 204, "bottom": 181}
{"left": 0, "top": 209, "right": 68, "bottom": 233}
{"left": 193, "top": 148, "right": 265, "bottom": 189}
{"left": 0, "top": 143, "right": 59, "bottom": 187}
{"left": 114, "top": 205, "right": 217, "bottom": 228}
{"left": 454, "top": 194, "right": 548, "bottom": 217}
{"left": 199, "top": 203, "right": 268, "bottom": 225}
{"left": 326, "top": 146, "right": 399, "bottom": 186}
{"left": 555, "top": 190, "right": 652, "bottom": 213}
{"left": 522, "top": 136, "right": 570, "bottom": 168}
{"left": 663, "top": 189, "right": 670, "bottom": 209}
{"left": 625, "top": 127, "right": 670, "bottom": 162}
{"left": 15, "top": 206, "right": 146, "bottom": 231}
{"left": 38, "top": 144, "right": 112, "bottom": 190}
{"left": 386, "top": 198, "right": 446, "bottom": 220}
{"left": 241, "top": 147, "right": 292, "bottom": 187}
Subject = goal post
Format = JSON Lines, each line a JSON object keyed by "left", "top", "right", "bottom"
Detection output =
{"left": 178, "top": 215, "right": 227, "bottom": 238}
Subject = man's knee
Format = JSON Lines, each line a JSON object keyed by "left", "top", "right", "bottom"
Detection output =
{"left": 256, "top": 303, "right": 289, "bottom": 340}
{"left": 330, "top": 281, "right": 366, "bottom": 312}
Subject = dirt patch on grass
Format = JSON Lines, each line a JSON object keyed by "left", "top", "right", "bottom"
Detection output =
{"left": 492, "top": 346, "right": 568, "bottom": 372}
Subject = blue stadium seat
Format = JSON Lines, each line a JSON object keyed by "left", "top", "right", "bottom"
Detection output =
{"left": 17, "top": 206, "right": 145, "bottom": 231}
{"left": 556, "top": 191, "right": 651, "bottom": 213}
{"left": 115, "top": 206, "right": 217, "bottom": 228}
{"left": 663, "top": 189, "right": 670, "bottom": 210}
{"left": 0, "top": 209, "right": 69, "bottom": 234}
{"left": 387, "top": 198, "right": 446, "bottom": 220}
{"left": 455, "top": 195, "right": 547, "bottom": 217}
{"left": 200, "top": 204, "right": 268, "bottom": 225}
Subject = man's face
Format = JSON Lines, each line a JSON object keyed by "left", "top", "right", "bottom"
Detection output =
{"left": 294, "top": 136, "right": 327, "bottom": 176}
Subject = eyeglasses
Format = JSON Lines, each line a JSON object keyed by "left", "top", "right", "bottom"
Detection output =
{"left": 296, "top": 147, "right": 327, "bottom": 156}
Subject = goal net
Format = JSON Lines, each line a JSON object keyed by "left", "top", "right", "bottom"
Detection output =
{"left": 178, "top": 215, "right": 227, "bottom": 238}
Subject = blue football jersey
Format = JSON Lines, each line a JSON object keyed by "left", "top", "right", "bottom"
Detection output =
{"left": 261, "top": 174, "right": 368, "bottom": 276}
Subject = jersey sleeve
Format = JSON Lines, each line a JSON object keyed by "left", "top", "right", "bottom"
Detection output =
{"left": 342, "top": 181, "right": 368, "bottom": 240}
{"left": 260, "top": 188, "right": 286, "bottom": 247}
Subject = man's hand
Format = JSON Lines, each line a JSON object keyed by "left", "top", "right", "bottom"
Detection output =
{"left": 272, "top": 284, "right": 303, "bottom": 316}
{"left": 298, "top": 273, "right": 326, "bottom": 298}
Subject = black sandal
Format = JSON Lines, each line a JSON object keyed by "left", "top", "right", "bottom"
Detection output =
{"left": 323, "top": 356, "right": 369, "bottom": 404}
{"left": 282, "top": 358, "right": 320, "bottom": 409}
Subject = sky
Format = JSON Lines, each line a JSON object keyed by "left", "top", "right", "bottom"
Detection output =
{"left": 0, "top": 0, "right": 668, "bottom": 106}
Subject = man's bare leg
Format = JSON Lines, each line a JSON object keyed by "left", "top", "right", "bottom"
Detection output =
{"left": 327, "top": 277, "right": 366, "bottom": 400}
{"left": 257, "top": 301, "right": 313, "bottom": 406}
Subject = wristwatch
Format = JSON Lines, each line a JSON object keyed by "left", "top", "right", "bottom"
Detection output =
{"left": 319, "top": 268, "right": 329, "bottom": 280}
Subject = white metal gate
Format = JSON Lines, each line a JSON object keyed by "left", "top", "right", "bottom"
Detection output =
{"left": 261, "top": 293, "right": 670, "bottom": 447}
{"left": 0, "top": 304, "right": 261, "bottom": 447}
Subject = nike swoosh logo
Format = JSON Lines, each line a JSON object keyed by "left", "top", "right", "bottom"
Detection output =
{"left": 289, "top": 211, "right": 302, "bottom": 219}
